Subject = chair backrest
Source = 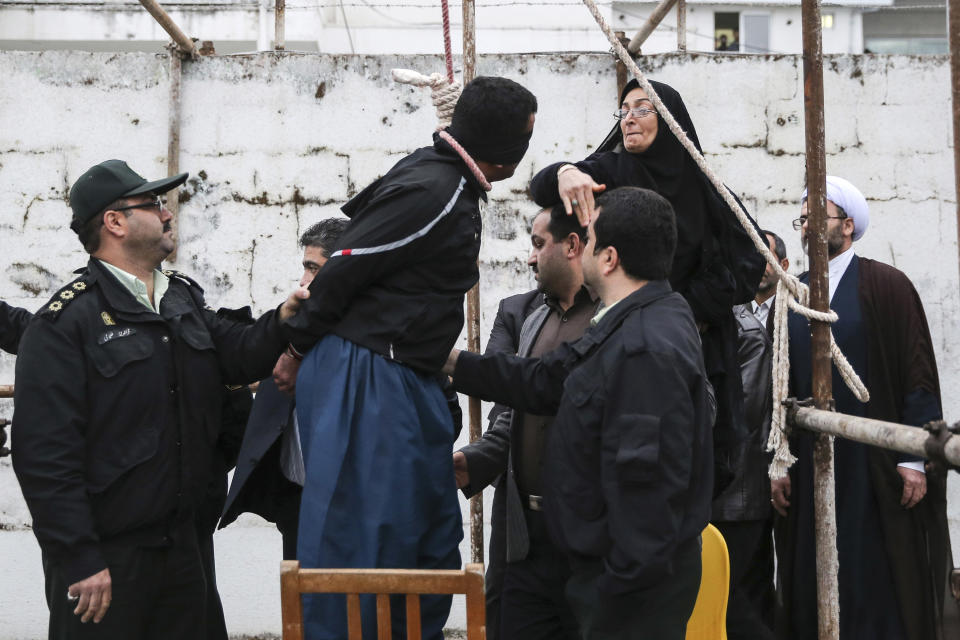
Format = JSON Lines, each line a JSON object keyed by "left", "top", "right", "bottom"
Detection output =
{"left": 280, "top": 561, "right": 486, "bottom": 640}
{"left": 685, "top": 524, "right": 730, "bottom": 640}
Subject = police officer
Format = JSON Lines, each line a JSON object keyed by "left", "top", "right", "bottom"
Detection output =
{"left": 12, "top": 159, "right": 305, "bottom": 640}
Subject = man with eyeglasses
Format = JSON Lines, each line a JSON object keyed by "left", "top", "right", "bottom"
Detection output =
{"left": 772, "top": 176, "right": 957, "bottom": 639}
{"left": 11, "top": 159, "right": 305, "bottom": 640}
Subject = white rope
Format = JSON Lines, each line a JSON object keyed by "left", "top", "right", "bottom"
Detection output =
{"left": 578, "top": 0, "right": 869, "bottom": 479}
{"left": 391, "top": 68, "right": 462, "bottom": 129}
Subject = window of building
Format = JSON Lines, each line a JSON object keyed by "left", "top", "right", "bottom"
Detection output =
{"left": 822, "top": 13, "right": 835, "bottom": 29}
{"left": 864, "top": 37, "right": 948, "bottom": 54}
{"left": 742, "top": 14, "right": 771, "bottom": 53}
{"left": 715, "top": 12, "right": 740, "bottom": 51}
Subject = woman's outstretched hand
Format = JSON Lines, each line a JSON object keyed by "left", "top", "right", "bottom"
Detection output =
{"left": 558, "top": 166, "right": 606, "bottom": 226}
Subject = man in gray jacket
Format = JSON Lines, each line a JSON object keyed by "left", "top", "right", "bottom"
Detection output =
{"left": 710, "top": 229, "right": 788, "bottom": 640}
{"left": 453, "top": 203, "right": 598, "bottom": 640}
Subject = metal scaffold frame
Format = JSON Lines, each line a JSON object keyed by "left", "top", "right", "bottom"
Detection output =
{"left": 2, "top": 2, "right": 960, "bottom": 637}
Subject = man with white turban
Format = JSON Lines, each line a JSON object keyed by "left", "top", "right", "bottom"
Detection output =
{"left": 771, "top": 176, "right": 957, "bottom": 640}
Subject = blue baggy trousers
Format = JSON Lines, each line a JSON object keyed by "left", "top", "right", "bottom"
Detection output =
{"left": 296, "top": 335, "right": 463, "bottom": 639}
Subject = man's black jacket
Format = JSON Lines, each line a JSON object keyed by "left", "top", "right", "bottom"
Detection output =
{"left": 285, "top": 134, "right": 488, "bottom": 374}
{"left": 711, "top": 303, "right": 773, "bottom": 521}
{"left": 0, "top": 300, "right": 32, "bottom": 354}
{"left": 12, "top": 259, "right": 285, "bottom": 585}
{"left": 219, "top": 376, "right": 298, "bottom": 530}
{"left": 453, "top": 281, "right": 714, "bottom": 596}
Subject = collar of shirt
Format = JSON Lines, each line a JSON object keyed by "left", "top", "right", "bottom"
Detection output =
{"left": 590, "top": 299, "right": 616, "bottom": 327}
{"left": 827, "top": 248, "right": 856, "bottom": 303}
{"left": 545, "top": 286, "right": 599, "bottom": 315}
{"left": 98, "top": 260, "right": 169, "bottom": 313}
{"left": 752, "top": 294, "right": 775, "bottom": 313}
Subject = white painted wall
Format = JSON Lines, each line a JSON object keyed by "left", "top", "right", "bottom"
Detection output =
{"left": 0, "top": 51, "right": 956, "bottom": 638}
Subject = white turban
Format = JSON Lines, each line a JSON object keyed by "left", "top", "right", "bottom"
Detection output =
{"left": 801, "top": 176, "right": 869, "bottom": 241}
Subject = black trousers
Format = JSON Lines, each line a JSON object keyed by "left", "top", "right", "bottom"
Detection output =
{"left": 565, "top": 537, "right": 702, "bottom": 640}
{"left": 197, "top": 528, "right": 227, "bottom": 640}
{"left": 714, "top": 519, "right": 776, "bottom": 640}
{"left": 498, "top": 509, "right": 579, "bottom": 640}
{"left": 45, "top": 520, "right": 207, "bottom": 640}
{"left": 275, "top": 494, "right": 301, "bottom": 561}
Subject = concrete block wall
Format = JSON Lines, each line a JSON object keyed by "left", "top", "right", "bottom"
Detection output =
{"left": 0, "top": 50, "right": 956, "bottom": 638}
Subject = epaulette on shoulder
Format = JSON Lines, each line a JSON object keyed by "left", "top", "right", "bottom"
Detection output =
{"left": 38, "top": 273, "right": 93, "bottom": 321}
{"left": 162, "top": 269, "right": 205, "bottom": 293}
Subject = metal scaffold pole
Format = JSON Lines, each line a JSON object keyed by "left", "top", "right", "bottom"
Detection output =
{"left": 799, "top": 0, "right": 840, "bottom": 634}
{"left": 461, "top": 0, "right": 484, "bottom": 567}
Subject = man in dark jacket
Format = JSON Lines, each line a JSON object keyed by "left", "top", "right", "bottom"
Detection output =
{"left": 445, "top": 187, "right": 713, "bottom": 640}
{"left": 2, "top": 299, "right": 255, "bottom": 640}
{"left": 12, "top": 159, "right": 304, "bottom": 640}
{"left": 455, "top": 286, "right": 541, "bottom": 640}
{"left": 454, "top": 204, "right": 598, "bottom": 639}
{"left": 283, "top": 76, "right": 538, "bottom": 640}
{"left": 219, "top": 217, "right": 349, "bottom": 560}
{"left": 711, "top": 230, "right": 789, "bottom": 640}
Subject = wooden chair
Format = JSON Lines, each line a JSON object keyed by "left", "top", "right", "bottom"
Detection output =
{"left": 280, "top": 561, "right": 486, "bottom": 640}
{"left": 685, "top": 524, "right": 731, "bottom": 639}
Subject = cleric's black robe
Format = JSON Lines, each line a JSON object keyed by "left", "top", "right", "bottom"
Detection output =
{"left": 775, "top": 254, "right": 955, "bottom": 640}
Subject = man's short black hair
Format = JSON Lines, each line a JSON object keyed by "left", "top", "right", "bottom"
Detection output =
{"left": 450, "top": 76, "right": 537, "bottom": 158}
{"left": 77, "top": 198, "right": 126, "bottom": 254}
{"left": 542, "top": 204, "right": 586, "bottom": 243}
{"left": 762, "top": 229, "right": 787, "bottom": 261}
{"left": 300, "top": 218, "right": 349, "bottom": 258}
{"left": 593, "top": 187, "right": 676, "bottom": 281}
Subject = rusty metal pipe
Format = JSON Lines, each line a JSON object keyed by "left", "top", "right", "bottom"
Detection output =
{"left": 461, "top": 0, "right": 483, "bottom": 566}
{"left": 627, "top": 0, "right": 680, "bottom": 54}
{"left": 166, "top": 46, "right": 183, "bottom": 263}
{"left": 0, "top": 385, "right": 12, "bottom": 399}
{"left": 275, "top": 0, "right": 285, "bottom": 50}
{"left": 138, "top": 0, "right": 197, "bottom": 58}
{"left": 800, "top": 0, "right": 838, "bottom": 634}
{"left": 950, "top": 0, "right": 960, "bottom": 288}
{"left": 791, "top": 407, "right": 960, "bottom": 467}
{"left": 677, "top": 0, "right": 687, "bottom": 51}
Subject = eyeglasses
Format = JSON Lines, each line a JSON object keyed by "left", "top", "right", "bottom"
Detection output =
{"left": 614, "top": 107, "right": 657, "bottom": 120}
{"left": 791, "top": 214, "right": 846, "bottom": 230}
{"left": 113, "top": 197, "right": 166, "bottom": 214}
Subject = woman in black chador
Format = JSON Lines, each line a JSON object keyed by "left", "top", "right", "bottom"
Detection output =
{"left": 530, "top": 79, "right": 765, "bottom": 493}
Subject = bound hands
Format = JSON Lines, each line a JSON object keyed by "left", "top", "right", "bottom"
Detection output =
{"left": 279, "top": 286, "right": 311, "bottom": 322}
{"left": 68, "top": 568, "right": 111, "bottom": 624}
{"left": 558, "top": 166, "right": 606, "bottom": 227}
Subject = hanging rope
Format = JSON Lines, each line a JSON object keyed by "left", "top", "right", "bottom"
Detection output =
{"left": 439, "top": 0, "right": 455, "bottom": 83}
{"left": 577, "top": 0, "right": 868, "bottom": 479}
{"left": 390, "top": 9, "right": 489, "bottom": 188}
{"left": 439, "top": 130, "right": 493, "bottom": 192}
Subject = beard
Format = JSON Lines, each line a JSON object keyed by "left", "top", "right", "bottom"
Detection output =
{"left": 757, "top": 274, "right": 776, "bottom": 295}
{"left": 802, "top": 224, "right": 846, "bottom": 258}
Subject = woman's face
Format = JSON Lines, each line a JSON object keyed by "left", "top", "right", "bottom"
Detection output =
{"left": 619, "top": 87, "right": 659, "bottom": 153}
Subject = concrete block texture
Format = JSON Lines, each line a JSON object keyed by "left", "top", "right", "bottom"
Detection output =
{"left": 0, "top": 50, "right": 957, "bottom": 638}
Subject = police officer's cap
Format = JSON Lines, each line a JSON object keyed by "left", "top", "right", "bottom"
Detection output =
{"left": 68, "top": 160, "right": 188, "bottom": 234}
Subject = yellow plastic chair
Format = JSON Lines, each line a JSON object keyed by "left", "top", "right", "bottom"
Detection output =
{"left": 685, "top": 524, "right": 730, "bottom": 639}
